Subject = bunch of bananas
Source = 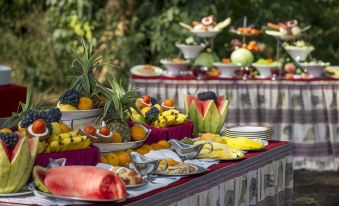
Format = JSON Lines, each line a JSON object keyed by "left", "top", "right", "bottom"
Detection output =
{"left": 222, "top": 137, "right": 264, "bottom": 150}
{"left": 37, "top": 131, "right": 91, "bottom": 154}
{"left": 152, "top": 109, "right": 187, "bottom": 128}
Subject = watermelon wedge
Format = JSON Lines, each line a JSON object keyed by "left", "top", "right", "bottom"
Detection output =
{"left": 185, "top": 93, "right": 228, "bottom": 134}
{"left": 44, "top": 166, "right": 127, "bottom": 200}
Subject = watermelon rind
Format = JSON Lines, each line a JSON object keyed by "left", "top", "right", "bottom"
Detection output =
{"left": 32, "top": 166, "right": 50, "bottom": 193}
{"left": 14, "top": 137, "right": 39, "bottom": 192}
{"left": 217, "top": 99, "right": 229, "bottom": 132}
{"left": 0, "top": 143, "right": 11, "bottom": 192}
{"left": 203, "top": 101, "right": 221, "bottom": 134}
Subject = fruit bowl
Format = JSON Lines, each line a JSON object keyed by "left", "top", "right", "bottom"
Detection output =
{"left": 93, "top": 125, "right": 151, "bottom": 153}
{"left": 176, "top": 44, "right": 205, "bottom": 59}
{"left": 61, "top": 108, "right": 103, "bottom": 121}
{"left": 213, "top": 62, "right": 242, "bottom": 77}
{"left": 191, "top": 31, "right": 220, "bottom": 38}
{"left": 284, "top": 47, "right": 313, "bottom": 62}
{"left": 300, "top": 64, "right": 326, "bottom": 78}
{"left": 252, "top": 63, "right": 281, "bottom": 78}
{"left": 161, "top": 60, "right": 191, "bottom": 77}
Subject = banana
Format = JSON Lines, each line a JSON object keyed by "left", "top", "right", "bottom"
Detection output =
{"left": 222, "top": 136, "right": 263, "bottom": 150}
{"left": 194, "top": 140, "right": 231, "bottom": 151}
{"left": 50, "top": 141, "right": 61, "bottom": 152}
{"left": 165, "top": 115, "right": 176, "bottom": 124}
{"left": 48, "top": 134, "right": 60, "bottom": 143}
{"left": 60, "top": 133, "right": 71, "bottom": 139}
{"left": 69, "top": 131, "right": 77, "bottom": 137}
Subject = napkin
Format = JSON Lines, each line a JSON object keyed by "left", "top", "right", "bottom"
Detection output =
{"left": 144, "top": 149, "right": 182, "bottom": 162}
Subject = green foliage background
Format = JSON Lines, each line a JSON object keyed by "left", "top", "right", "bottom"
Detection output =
{"left": 0, "top": 0, "right": 338, "bottom": 91}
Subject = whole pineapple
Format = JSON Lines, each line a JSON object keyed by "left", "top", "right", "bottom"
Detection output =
{"left": 98, "top": 75, "right": 140, "bottom": 142}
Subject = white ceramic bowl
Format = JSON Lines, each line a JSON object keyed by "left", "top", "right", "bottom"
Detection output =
{"left": 61, "top": 108, "right": 103, "bottom": 121}
{"left": 300, "top": 64, "right": 325, "bottom": 77}
{"left": 161, "top": 60, "right": 191, "bottom": 77}
{"left": 284, "top": 47, "right": 314, "bottom": 62}
{"left": 93, "top": 125, "right": 151, "bottom": 153}
{"left": 213, "top": 62, "right": 242, "bottom": 77}
{"left": 176, "top": 44, "right": 205, "bottom": 59}
{"left": 192, "top": 31, "right": 220, "bottom": 38}
{"left": 252, "top": 63, "right": 281, "bottom": 77}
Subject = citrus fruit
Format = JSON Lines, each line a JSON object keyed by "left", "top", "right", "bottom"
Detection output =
{"left": 59, "top": 122, "right": 69, "bottom": 133}
{"left": 105, "top": 153, "right": 119, "bottom": 166}
{"left": 136, "top": 148, "right": 148, "bottom": 155}
{"left": 100, "top": 156, "right": 108, "bottom": 164}
{"left": 160, "top": 158, "right": 178, "bottom": 166}
{"left": 77, "top": 97, "right": 94, "bottom": 110}
{"left": 130, "top": 125, "right": 147, "bottom": 141}
{"left": 157, "top": 140, "right": 170, "bottom": 149}
{"left": 163, "top": 99, "right": 175, "bottom": 107}
{"left": 140, "top": 144, "right": 153, "bottom": 152}
{"left": 118, "top": 152, "right": 131, "bottom": 167}
{"left": 117, "top": 151, "right": 127, "bottom": 156}
{"left": 0, "top": 128, "right": 12, "bottom": 133}
{"left": 112, "top": 132, "right": 123, "bottom": 143}
{"left": 126, "top": 148, "right": 134, "bottom": 154}
{"left": 150, "top": 143, "right": 162, "bottom": 150}
{"left": 58, "top": 103, "right": 78, "bottom": 111}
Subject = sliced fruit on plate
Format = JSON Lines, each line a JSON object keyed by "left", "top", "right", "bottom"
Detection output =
{"left": 32, "top": 166, "right": 50, "bottom": 193}
{"left": 43, "top": 166, "right": 127, "bottom": 200}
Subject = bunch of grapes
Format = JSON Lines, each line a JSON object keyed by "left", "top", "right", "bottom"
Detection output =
{"left": 59, "top": 89, "right": 80, "bottom": 106}
{"left": 0, "top": 133, "right": 19, "bottom": 149}
{"left": 197, "top": 91, "right": 217, "bottom": 102}
{"left": 145, "top": 107, "right": 160, "bottom": 124}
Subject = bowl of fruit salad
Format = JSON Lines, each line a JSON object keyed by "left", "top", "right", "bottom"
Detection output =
{"left": 300, "top": 60, "right": 330, "bottom": 78}
{"left": 283, "top": 41, "right": 314, "bottom": 62}
{"left": 252, "top": 59, "right": 281, "bottom": 78}
{"left": 176, "top": 37, "right": 205, "bottom": 59}
{"left": 213, "top": 58, "right": 242, "bottom": 78}
{"left": 161, "top": 58, "right": 191, "bottom": 77}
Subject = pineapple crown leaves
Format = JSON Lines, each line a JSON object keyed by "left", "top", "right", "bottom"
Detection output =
{"left": 2, "top": 86, "right": 51, "bottom": 128}
{"left": 98, "top": 75, "right": 140, "bottom": 123}
{"left": 68, "top": 39, "right": 117, "bottom": 98}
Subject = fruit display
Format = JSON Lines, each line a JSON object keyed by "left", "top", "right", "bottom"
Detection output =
{"left": 97, "top": 75, "right": 140, "bottom": 142}
{"left": 282, "top": 41, "right": 314, "bottom": 50}
{"left": 157, "top": 162, "right": 198, "bottom": 175}
{"left": 185, "top": 91, "right": 228, "bottom": 134}
{"left": 179, "top": 15, "right": 231, "bottom": 32}
{"left": 110, "top": 167, "right": 144, "bottom": 186}
{"left": 130, "top": 96, "right": 188, "bottom": 128}
{"left": 38, "top": 131, "right": 91, "bottom": 154}
{"left": 255, "top": 58, "right": 279, "bottom": 65}
{"left": 57, "top": 89, "right": 95, "bottom": 111}
{"left": 0, "top": 134, "right": 39, "bottom": 193}
{"left": 234, "top": 27, "right": 262, "bottom": 36}
{"left": 194, "top": 48, "right": 219, "bottom": 68}
{"left": 193, "top": 140, "right": 244, "bottom": 160}
{"left": 32, "top": 165, "right": 127, "bottom": 200}
{"left": 100, "top": 139, "right": 170, "bottom": 167}
{"left": 265, "top": 19, "right": 310, "bottom": 38}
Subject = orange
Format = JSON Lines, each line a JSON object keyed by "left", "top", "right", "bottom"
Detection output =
{"left": 159, "top": 158, "right": 178, "bottom": 166}
{"left": 157, "top": 140, "right": 170, "bottom": 149}
{"left": 77, "top": 97, "right": 94, "bottom": 110}
{"left": 0, "top": 128, "right": 12, "bottom": 133}
{"left": 163, "top": 99, "right": 175, "bottom": 107}
{"left": 117, "top": 151, "right": 127, "bottom": 156}
{"left": 105, "top": 153, "right": 119, "bottom": 166}
{"left": 136, "top": 147, "right": 148, "bottom": 155}
{"left": 126, "top": 148, "right": 134, "bottom": 154}
{"left": 118, "top": 152, "right": 132, "bottom": 167}
{"left": 140, "top": 144, "right": 153, "bottom": 152}
{"left": 112, "top": 132, "right": 123, "bottom": 143}
{"left": 59, "top": 122, "right": 70, "bottom": 133}
{"left": 100, "top": 156, "right": 108, "bottom": 164}
{"left": 130, "top": 125, "right": 147, "bottom": 141}
{"left": 150, "top": 143, "right": 162, "bottom": 150}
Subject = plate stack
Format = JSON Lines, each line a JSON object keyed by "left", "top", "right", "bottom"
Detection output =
{"left": 0, "top": 65, "right": 11, "bottom": 85}
{"left": 223, "top": 126, "right": 272, "bottom": 140}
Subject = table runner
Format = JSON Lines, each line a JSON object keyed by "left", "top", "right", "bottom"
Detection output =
{"left": 131, "top": 76, "right": 339, "bottom": 171}
{"left": 0, "top": 141, "right": 292, "bottom": 206}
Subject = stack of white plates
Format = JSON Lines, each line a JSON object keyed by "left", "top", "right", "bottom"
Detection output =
{"left": 0, "top": 65, "right": 11, "bottom": 85}
{"left": 224, "top": 126, "right": 272, "bottom": 140}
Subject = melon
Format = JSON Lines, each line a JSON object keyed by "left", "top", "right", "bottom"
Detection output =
{"left": 185, "top": 94, "right": 228, "bottom": 134}
{"left": 0, "top": 136, "right": 39, "bottom": 193}
{"left": 32, "top": 166, "right": 50, "bottom": 193}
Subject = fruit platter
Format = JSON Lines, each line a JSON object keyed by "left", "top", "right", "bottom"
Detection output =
{"left": 265, "top": 19, "right": 311, "bottom": 40}
{"left": 179, "top": 15, "right": 231, "bottom": 38}
{"left": 230, "top": 26, "right": 262, "bottom": 36}
{"left": 160, "top": 58, "right": 191, "bottom": 77}
{"left": 130, "top": 64, "right": 163, "bottom": 77}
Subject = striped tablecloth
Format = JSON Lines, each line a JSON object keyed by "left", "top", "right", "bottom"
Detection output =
{"left": 131, "top": 76, "right": 339, "bottom": 171}
{"left": 0, "top": 141, "right": 292, "bottom": 206}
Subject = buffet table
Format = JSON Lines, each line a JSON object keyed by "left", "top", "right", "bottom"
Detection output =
{"left": 131, "top": 76, "right": 339, "bottom": 171}
{"left": 0, "top": 141, "right": 292, "bottom": 206}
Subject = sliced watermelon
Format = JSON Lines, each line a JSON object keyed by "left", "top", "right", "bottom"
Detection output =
{"left": 0, "top": 140, "right": 11, "bottom": 160}
{"left": 185, "top": 94, "right": 229, "bottom": 134}
{"left": 44, "top": 166, "right": 127, "bottom": 200}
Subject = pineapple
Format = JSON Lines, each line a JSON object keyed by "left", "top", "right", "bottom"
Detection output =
{"left": 98, "top": 75, "right": 140, "bottom": 142}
